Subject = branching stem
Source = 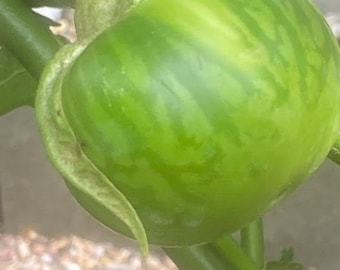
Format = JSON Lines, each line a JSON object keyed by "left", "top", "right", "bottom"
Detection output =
{"left": 0, "top": 0, "right": 60, "bottom": 79}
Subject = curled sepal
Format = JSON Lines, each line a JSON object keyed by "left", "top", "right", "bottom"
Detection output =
{"left": 35, "top": 42, "right": 149, "bottom": 256}
{"left": 74, "top": 0, "right": 143, "bottom": 41}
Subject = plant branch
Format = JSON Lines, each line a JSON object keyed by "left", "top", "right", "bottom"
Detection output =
{"left": 0, "top": 0, "right": 61, "bottom": 79}
{"left": 0, "top": 48, "right": 37, "bottom": 116}
{"left": 241, "top": 218, "right": 265, "bottom": 268}
{"left": 209, "top": 236, "right": 262, "bottom": 270}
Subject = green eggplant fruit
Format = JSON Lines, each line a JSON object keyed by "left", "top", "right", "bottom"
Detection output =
{"left": 38, "top": 0, "right": 340, "bottom": 247}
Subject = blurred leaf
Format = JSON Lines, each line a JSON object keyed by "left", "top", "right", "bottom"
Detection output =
{"left": 0, "top": 47, "right": 37, "bottom": 116}
{"left": 328, "top": 135, "right": 340, "bottom": 165}
{"left": 280, "top": 248, "right": 295, "bottom": 261}
{"left": 266, "top": 248, "right": 304, "bottom": 270}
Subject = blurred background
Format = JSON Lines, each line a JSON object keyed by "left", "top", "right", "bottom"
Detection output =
{"left": 1, "top": 1, "right": 340, "bottom": 269}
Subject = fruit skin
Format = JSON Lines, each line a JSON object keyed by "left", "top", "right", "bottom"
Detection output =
{"left": 61, "top": 0, "right": 340, "bottom": 246}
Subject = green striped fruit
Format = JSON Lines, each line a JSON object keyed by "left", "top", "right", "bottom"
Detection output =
{"left": 61, "top": 0, "right": 340, "bottom": 246}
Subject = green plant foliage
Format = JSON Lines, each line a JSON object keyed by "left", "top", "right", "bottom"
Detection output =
{"left": 266, "top": 248, "right": 303, "bottom": 270}
{"left": 0, "top": 47, "right": 36, "bottom": 115}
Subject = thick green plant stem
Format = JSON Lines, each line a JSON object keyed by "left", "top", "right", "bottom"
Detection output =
{"left": 164, "top": 245, "right": 230, "bottom": 270}
{"left": 241, "top": 218, "right": 265, "bottom": 268}
{"left": 0, "top": 0, "right": 60, "bottom": 79}
{"left": 210, "top": 236, "right": 262, "bottom": 270}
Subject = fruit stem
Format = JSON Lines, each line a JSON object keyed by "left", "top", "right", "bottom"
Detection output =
{"left": 241, "top": 218, "right": 265, "bottom": 268}
{"left": 210, "top": 236, "right": 262, "bottom": 270}
{"left": 164, "top": 244, "right": 231, "bottom": 270}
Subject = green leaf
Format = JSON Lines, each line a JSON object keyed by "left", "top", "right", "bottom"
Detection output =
{"left": 0, "top": 47, "right": 36, "bottom": 116}
{"left": 35, "top": 42, "right": 149, "bottom": 257}
{"left": 266, "top": 248, "right": 304, "bottom": 270}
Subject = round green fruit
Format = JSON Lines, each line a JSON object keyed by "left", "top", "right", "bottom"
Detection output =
{"left": 61, "top": 0, "right": 340, "bottom": 246}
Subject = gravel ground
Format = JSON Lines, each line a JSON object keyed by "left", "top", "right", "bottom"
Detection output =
{"left": 0, "top": 229, "right": 177, "bottom": 270}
